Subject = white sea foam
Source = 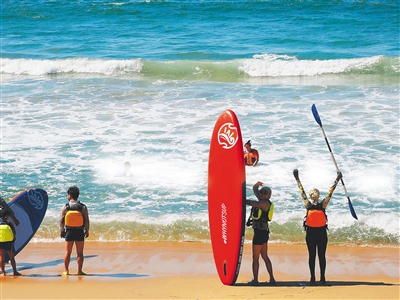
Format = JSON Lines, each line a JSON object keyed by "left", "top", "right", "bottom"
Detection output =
{"left": 239, "top": 54, "right": 383, "bottom": 77}
{"left": 1, "top": 58, "right": 143, "bottom": 76}
{"left": 1, "top": 67, "right": 398, "bottom": 244}
{"left": 1, "top": 55, "right": 391, "bottom": 79}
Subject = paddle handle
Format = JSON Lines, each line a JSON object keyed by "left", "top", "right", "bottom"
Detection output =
{"left": 319, "top": 125, "right": 349, "bottom": 195}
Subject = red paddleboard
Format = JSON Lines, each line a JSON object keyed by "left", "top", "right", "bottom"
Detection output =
{"left": 208, "top": 109, "right": 246, "bottom": 285}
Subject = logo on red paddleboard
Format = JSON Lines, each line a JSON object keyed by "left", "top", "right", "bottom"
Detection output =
{"left": 218, "top": 123, "right": 238, "bottom": 149}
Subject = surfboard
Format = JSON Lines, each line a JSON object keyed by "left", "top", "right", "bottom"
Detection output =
{"left": 208, "top": 109, "right": 246, "bottom": 285}
{"left": 4, "top": 188, "right": 48, "bottom": 260}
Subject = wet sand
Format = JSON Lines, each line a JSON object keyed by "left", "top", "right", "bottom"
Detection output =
{"left": 0, "top": 242, "right": 398, "bottom": 299}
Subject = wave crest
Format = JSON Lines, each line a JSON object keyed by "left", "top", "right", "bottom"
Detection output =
{"left": 240, "top": 54, "right": 388, "bottom": 77}
{"left": 1, "top": 55, "right": 398, "bottom": 81}
{"left": 1, "top": 57, "right": 143, "bottom": 76}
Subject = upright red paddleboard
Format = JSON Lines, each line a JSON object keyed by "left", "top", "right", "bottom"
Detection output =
{"left": 208, "top": 109, "right": 246, "bottom": 285}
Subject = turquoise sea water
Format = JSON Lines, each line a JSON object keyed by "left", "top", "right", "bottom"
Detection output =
{"left": 1, "top": 1, "right": 399, "bottom": 246}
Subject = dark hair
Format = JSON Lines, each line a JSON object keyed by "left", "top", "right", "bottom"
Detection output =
{"left": 0, "top": 209, "right": 11, "bottom": 219}
{"left": 260, "top": 186, "right": 272, "bottom": 195}
{"left": 245, "top": 140, "right": 251, "bottom": 147}
{"left": 67, "top": 186, "right": 80, "bottom": 200}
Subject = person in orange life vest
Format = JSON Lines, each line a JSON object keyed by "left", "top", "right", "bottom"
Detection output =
{"left": 244, "top": 140, "right": 259, "bottom": 167}
{"left": 59, "top": 186, "right": 90, "bottom": 276}
{"left": 0, "top": 211, "right": 21, "bottom": 276}
{"left": 245, "top": 181, "right": 276, "bottom": 285}
{"left": 293, "top": 169, "right": 342, "bottom": 283}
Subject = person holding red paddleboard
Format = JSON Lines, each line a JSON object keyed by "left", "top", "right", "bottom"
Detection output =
{"left": 245, "top": 181, "right": 276, "bottom": 285}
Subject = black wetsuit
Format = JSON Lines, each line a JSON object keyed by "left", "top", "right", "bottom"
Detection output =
{"left": 306, "top": 226, "right": 327, "bottom": 282}
{"left": 305, "top": 204, "right": 328, "bottom": 282}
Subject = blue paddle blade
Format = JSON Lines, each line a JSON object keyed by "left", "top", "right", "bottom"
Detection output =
{"left": 348, "top": 198, "right": 358, "bottom": 220}
{"left": 311, "top": 104, "right": 322, "bottom": 127}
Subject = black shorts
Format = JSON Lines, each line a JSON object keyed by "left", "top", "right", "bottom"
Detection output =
{"left": 65, "top": 228, "right": 85, "bottom": 241}
{"left": 0, "top": 242, "right": 13, "bottom": 251}
{"left": 252, "top": 228, "right": 270, "bottom": 245}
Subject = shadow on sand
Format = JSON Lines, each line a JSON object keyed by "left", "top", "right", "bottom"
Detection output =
{"left": 235, "top": 280, "right": 397, "bottom": 287}
{"left": 15, "top": 255, "right": 149, "bottom": 279}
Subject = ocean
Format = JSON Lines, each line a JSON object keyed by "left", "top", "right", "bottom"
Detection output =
{"left": 1, "top": 0, "right": 399, "bottom": 246}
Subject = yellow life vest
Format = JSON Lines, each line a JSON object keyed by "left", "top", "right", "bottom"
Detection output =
{"left": 268, "top": 203, "right": 274, "bottom": 221}
{"left": 0, "top": 223, "right": 14, "bottom": 242}
{"left": 64, "top": 201, "right": 85, "bottom": 228}
{"left": 251, "top": 202, "right": 274, "bottom": 221}
{"left": 65, "top": 210, "right": 84, "bottom": 227}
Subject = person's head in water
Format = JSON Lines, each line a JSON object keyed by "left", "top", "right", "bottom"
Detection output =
{"left": 309, "top": 188, "right": 320, "bottom": 204}
{"left": 259, "top": 186, "right": 272, "bottom": 200}
{"left": 244, "top": 140, "right": 252, "bottom": 152}
{"left": 124, "top": 161, "right": 131, "bottom": 172}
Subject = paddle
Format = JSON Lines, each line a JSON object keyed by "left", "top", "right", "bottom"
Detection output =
{"left": 311, "top": 104, "right": 358, "bottom": 220}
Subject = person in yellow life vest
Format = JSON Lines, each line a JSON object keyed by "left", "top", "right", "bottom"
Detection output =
{"left": 0, "top": 211, "right": 21, "bottom": 276}
{"left": 293, "top": 169, "right": 342, "bottom": 284}
{"left": 245, "top": 181, "right": 276, "bottom": 285}
{"left": 59, "top": 186, "right": 90, "bottom": 276}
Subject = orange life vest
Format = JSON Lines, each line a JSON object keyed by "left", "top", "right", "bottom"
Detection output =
{"left": 64, "top": 202, "right": 84, "bottom": 228}
{"left": 304, "top": 203, "right": 327, "bottom": 228}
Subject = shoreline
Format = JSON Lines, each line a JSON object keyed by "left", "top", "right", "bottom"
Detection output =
{"left": 0, "top": 241, "right": 398, "bottom": 299}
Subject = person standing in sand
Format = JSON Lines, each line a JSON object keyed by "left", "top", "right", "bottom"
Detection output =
{"left": 59, "top": 186, "right": 90, "bottom": 276}
{"left": 293, "top": 169, "right": 342, "bottom": 283}
{"left": 244, "top": 140, "right": 259, "bottom": 167}
{"left": 245, "top": 181, "right": 276, "bottom": 285}
{"left": 0, "top": 211, "right": 21, "bottom": 276}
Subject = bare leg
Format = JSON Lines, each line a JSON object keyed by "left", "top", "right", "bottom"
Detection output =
{"left": 75, "top": 241, "right": 85, "bottom": 275}
{"left": 0, "top": 250, "right": 5, "bottom": 276}
{"left": 7, "top": 251, "right": 21, "bottom": 276}
{"left": 251, "top": 244, "right": 262, "bottom": 282}
{"left": 64, "top": 241, "right": 74, "bottom": 274}
{"left": 260, "top": 243, "right": 275, "bottom": 283}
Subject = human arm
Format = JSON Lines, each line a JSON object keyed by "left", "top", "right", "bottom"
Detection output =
{"left": 82, "top": 205, "right": 90, "bottom": 238}
{"left": 293, "top": 169, "right": 309, "bottom": 208}
{"left": 252, "top": 181, "right": 263, "bottom": 200}
{"left": 59, "top": 205, "right": 66, "bottom": 238}
{"left": 9, "top": 222, "right": 17, "bottom": 241}
{"left": 245, "top": 199, "right": 271, "bottom": 211}
{"left": 252, "top": 150, "right": 259, "bottom": 167}
{"left": 321, "top": 172, "right": 343, "bottom": 209}
{"left": 252, "top": 158, "right": 259, "bottom": 167}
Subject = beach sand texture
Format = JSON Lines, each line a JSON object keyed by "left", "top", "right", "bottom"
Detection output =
{"left": 0, "top": 242, "right": 398, "bottom": 300}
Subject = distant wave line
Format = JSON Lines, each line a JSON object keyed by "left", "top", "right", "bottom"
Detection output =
{"left": 1, "top": 55, "right": 398, "bottom": 78}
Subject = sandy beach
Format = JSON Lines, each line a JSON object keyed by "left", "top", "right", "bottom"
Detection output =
{"left": 0, "top": 241, "right": 398, "bottom": 300}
